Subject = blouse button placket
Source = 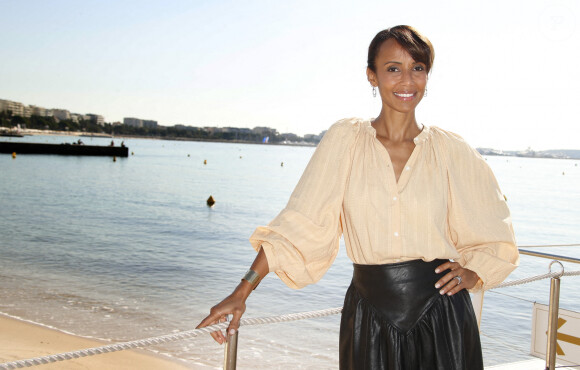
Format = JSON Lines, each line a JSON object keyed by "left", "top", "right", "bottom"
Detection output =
{"left": 392, "top": 189, "right": 402, "bottom": 257}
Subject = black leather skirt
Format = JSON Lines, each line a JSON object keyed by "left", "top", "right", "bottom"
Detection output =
{"left": 339, "top": 259, "right": 483, "bottom": 370}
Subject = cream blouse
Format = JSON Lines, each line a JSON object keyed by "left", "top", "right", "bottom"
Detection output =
{"left": 250, "top": 118, "right": 519, "bottom": 291}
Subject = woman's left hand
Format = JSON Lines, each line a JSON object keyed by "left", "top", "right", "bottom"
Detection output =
{"left": 434, "top": 261, "right": 480, "bottom": 296}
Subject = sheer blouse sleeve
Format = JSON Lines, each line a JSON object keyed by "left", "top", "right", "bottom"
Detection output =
{"left": 249, "top": 118, "right": 360, "bottom": 289}
{"left": 442, "top": 131, "right": 519, "bottom": 291}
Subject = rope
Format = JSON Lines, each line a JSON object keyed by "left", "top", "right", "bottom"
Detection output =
{"left": 0, "top": 307, "right": 342, "bottom": 369}
{"left": 490, "top": 270, "right": 580, "bottom": 289}
{"left": 2, "top": 269, "right": 580, "bottom": 369}
{"left": 519, "top": 244, "right": 580, "bottom": 248}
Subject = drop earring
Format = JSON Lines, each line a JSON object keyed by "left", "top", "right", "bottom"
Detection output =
{"left": 424, "top": 88, "right": 428, "bottom": 97}
{"left": 372, "top": 86, "right": 377, "bottom": 98}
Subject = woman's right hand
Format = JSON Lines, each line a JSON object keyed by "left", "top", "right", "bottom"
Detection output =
{"left": 196, "top": 286, "right": 249, "bottom": 344}
{"left": 197, "top": 248, "right": 269, "bottom": 344}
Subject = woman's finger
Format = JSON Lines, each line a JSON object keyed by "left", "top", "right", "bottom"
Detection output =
{"left": 434, "top": 260, "right": 455, "bottom": 274}
{"left": 435, "top": 269, "right": 464, "bottom": 295}
{"left": 201, "top": 318, "right": 225, "bottom": 344}
{"left": 440, "top": 268, "right": 479, "bottom": 295}
{"left": 434, "top": 261, "right": 460, "bottom": 290}
{"left": 211, "top": 316, "right": 227, "bottom": 344}
{"left": 196, "top": 310, "right": 222, "bottom": 330}
{"left": 443, "top": 275, "right": 464, "bottom": 295}
{"left": 227, "top": 311, "right": 243, "bottom": 337}
{"left": 197, "top": 312, "right": 228, "bottom": 345}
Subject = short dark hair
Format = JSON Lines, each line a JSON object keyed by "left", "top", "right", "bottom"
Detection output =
{"left": 367, "top": 25, "right": 434, "bottom": 73}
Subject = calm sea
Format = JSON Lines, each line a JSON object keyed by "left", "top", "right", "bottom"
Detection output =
{"left": 1, "top": 134, "right": 579, "bottom": 369}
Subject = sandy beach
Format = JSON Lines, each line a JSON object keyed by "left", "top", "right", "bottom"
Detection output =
{"left": 0, "top": 314, "right": 192, "bottom": 369}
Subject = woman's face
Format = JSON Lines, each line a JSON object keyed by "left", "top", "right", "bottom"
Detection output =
{"left": 367, "top": 38, "right": 428, "bottom": 114}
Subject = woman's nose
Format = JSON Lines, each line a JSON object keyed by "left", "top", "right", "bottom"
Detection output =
{"left": 401, "top": 69, "right": 413, "bottom": 84}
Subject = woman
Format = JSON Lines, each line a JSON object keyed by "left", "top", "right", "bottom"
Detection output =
{"left": 198, "top": 25, "right": 519, "bottom": 369}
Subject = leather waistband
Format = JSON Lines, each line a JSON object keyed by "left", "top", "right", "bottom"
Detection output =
{"left": 351, "top": 259, "right": 450, "bottom": 332}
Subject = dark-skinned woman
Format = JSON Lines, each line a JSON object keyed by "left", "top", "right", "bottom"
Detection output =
{"left": 198, "top": 25, "right": 519, "bottom": 370}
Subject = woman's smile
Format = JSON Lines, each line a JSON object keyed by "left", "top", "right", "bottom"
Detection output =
{"left": 393, "top": 91, "right": 416, "bottom": 100}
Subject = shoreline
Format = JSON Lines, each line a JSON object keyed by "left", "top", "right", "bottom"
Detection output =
{"left": 3, "top": 128, "right": 318, "bottom": 147}
{"left": 0, "top": 313, "right": 194, "bottom": 369}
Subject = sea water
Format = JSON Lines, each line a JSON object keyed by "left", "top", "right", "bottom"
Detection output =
{"left": 0, "top": 134, "right": 579, "bottom": 369}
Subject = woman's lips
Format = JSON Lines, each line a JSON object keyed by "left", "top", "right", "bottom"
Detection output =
{"left": 394, "top": 92, "right": 416, "bottom": 100}
{"left": 394, "top": 92, "right": 415, "bottom": 98}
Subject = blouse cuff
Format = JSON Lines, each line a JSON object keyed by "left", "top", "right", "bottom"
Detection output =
{"left": 254, "top": 241, "right": 279, "bottom": 273}
{"left": 456, "top": 249, "right": 517, "bottom": 293}
{"left": 250, "top": 239, "right": 303, "bottom": 289}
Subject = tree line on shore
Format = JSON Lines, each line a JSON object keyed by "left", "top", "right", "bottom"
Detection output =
{"left": 0, "top": 111, "right": 320, "bottom": 144}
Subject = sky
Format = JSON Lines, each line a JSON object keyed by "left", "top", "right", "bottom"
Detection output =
{"left": 1, "top": 0, "right": 579, "bottom": 150}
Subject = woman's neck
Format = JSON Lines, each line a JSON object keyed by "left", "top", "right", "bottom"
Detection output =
{"left": 372, "top": 109, "right": 421, "bottom": 143}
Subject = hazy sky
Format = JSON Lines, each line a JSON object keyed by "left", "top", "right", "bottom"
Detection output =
{"left": 1, "top": 0, "right": 579, "bottom": 150}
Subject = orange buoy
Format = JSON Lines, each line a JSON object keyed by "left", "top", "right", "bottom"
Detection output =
{"left": 12, "top": 152, "right": 16, "bottom": 159}
{"left": 204, "top": 159, "right": 207, "bottom": 165}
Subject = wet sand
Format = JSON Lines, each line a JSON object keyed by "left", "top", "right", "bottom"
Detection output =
{"left": 0, "top": 314, "right": 192, "bottom": 369}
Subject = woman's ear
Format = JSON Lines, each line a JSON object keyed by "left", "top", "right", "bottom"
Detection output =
{"left": 366, "top": 67, "right": 377, "bottom": 87}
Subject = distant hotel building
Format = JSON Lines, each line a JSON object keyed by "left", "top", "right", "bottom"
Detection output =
{"left": 86, "top": 114, "right": 105, "bottom": 126}
{"left": 123, "top": 117, "right": 158, "bottom": 128}
{"left": 52, "top": 109, "right": 71, "bottom": 121}
{"left": 30, "top": 105, "right": 50, "bottom": 117}
{"left": 0, "top": 98, "right": 105, "bottom": 125}
{"left": 0, "top": 99, "right": 31, "bottom": 118}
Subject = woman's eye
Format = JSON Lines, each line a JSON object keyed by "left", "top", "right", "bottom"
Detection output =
{"left": 387, "top": 66, "right": 399, "bottom": 72}
{"left": 414, "top": 65, "right": 425, "bottom": 71}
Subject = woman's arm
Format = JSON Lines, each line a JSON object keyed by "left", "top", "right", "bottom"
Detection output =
{"left": 439, "top": 130, "right": 519, "bottom": 292}
{"left": 196, "top": 248, "right": 269, "bottom": 344}
{"left": 197, "top": 119, "right": 361, "bottom": 344}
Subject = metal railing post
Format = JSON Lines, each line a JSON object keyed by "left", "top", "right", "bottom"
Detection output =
{"left": 223, "top": 320, "right": 239, "bottom": 370}
{"left": 545, "top": 261, "right": 564, "bottom": 370}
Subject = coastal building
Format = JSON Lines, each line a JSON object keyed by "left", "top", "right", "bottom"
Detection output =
{"left": 252, "top": 126, "right": 278, "bottom": 135}
{"left": 280, "top": 132, "right": 299, "bottom": 142}
{"left": 1, "top": 98, "right": 107, "bottom": 126}
{"left": 124, "top": 117, "right": 157, "bottom": 128}
{"left": 0, "top": 99, "right": 30, "bottom": 117}
{"left": 142, "top": 119, "right": 157, "bottom": 128}
{"left": 23, "top": 105, "right": 32, "bottom": 118}
{"left": 30, "top": 105, "right": 50, "bottom": 117}
{"left": 70, "top": 113, "right": 92, "bottom": 124}
{"left": 87, "top": 114, "right": 105, "bottom": 126}
{"left": 124, "top": 117, "right": 141, "bottom": 127}
{"left": 52, "top": 109, "right": 71, "bottom": 121}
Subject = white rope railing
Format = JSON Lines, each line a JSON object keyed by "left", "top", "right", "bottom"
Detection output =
{"left": 0, "top": 307, "right": 342, "bottom": 369}
{"left": 519, "top": 244, "right": 580, "bottom": 248}
{"left": 2, "top": 269, "right": 580, "bottom": 369}
{"left": 492, "top": 269, "right": 580, "bottom": 289}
